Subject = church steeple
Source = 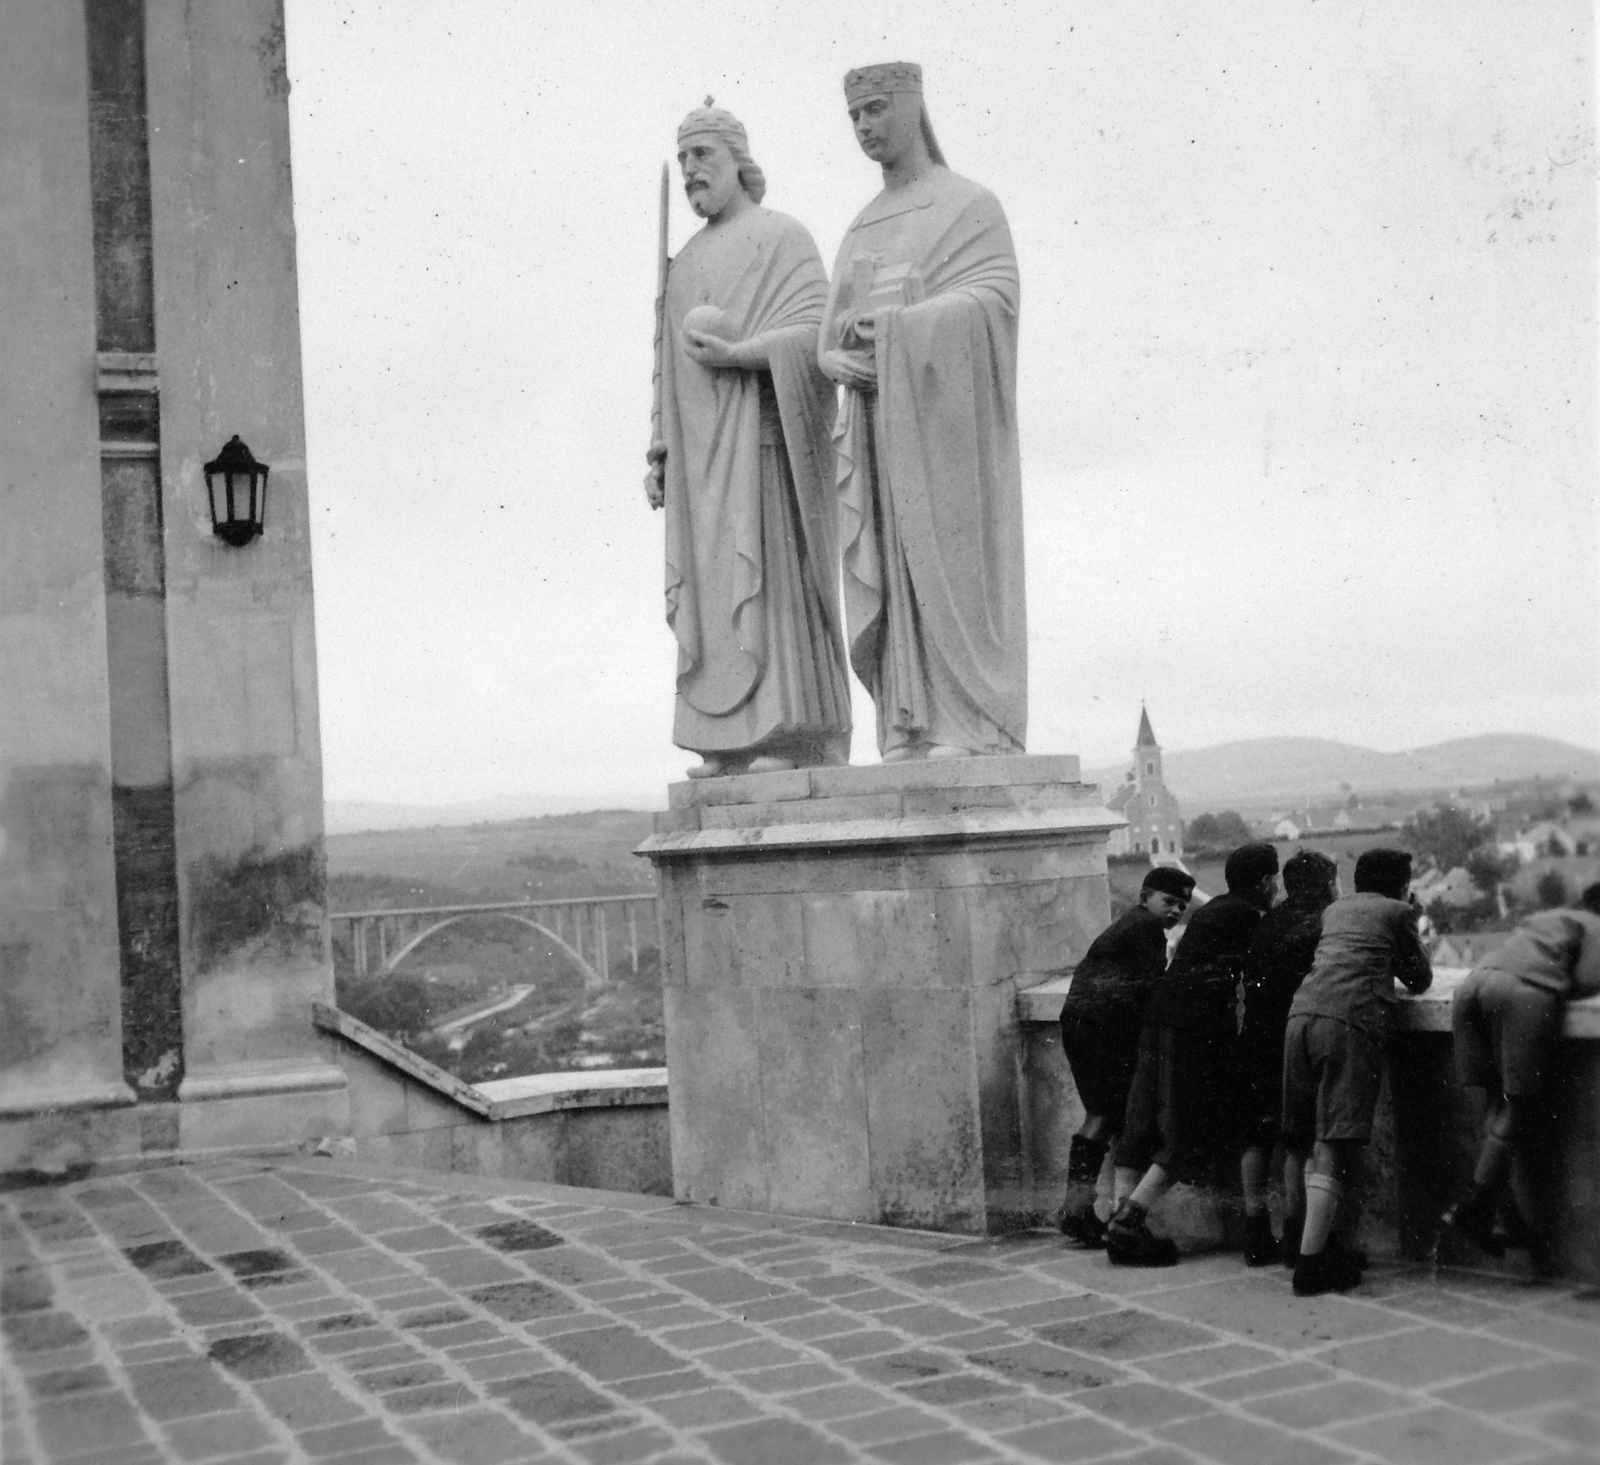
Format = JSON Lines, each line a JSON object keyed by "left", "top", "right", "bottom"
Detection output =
{"left": 1133, "top": 705, "right": 1163, "bottom": 787}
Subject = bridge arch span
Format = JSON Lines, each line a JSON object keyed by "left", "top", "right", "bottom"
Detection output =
{"left": 380, "top": 912, "right": 600, "bottom": 988}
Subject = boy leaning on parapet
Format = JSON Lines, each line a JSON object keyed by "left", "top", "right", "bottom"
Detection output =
{"left": 1281, "top": 848, "right": 1432, "bottom": 1297}
{"left": 1441, "top": 881, "right": 1600, "bottom": 1273}
{"left": 1237, "top": 849, "right": 1340, "bottom": 1268}
{"left": 1057, "top": 866, "right": 1197, "bottom": 1246}
{"left": 1105, "top": 843, "right": 1281, "bottom": 1266}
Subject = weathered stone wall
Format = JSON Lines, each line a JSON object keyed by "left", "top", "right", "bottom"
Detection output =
{"left": 1, "top": 0, "right": 342, "bottom": 1170}
{"left": 0, "top": 0, "right": 137, "bottom": 1169}
{"left": 324, "top": 1018, "right": 672, "bottom": 1197}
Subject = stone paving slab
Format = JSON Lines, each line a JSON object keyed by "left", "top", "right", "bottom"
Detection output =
{"left": 3, "top": 1157, "right": 1598, "bottom": 1464}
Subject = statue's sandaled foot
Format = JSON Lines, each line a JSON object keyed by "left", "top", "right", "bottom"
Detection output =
{"left": 882, "top": 744, "right": 924, "bottom": 764}
{"left": 686, "top": 756, "right": 735, "bottom": 780}
{"left": 926, "top": 744, "right": 974, "bottom": 760}
{"left": 747, "top": 756, "right": 797, "bottom": 774}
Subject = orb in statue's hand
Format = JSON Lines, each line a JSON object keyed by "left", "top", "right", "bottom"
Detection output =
{"left": 682, "top": 305, "right": 737, "bottom": 341}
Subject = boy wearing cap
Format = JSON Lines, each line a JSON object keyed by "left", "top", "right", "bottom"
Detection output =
{"left": 1442, "top": 881, "right": 1600, "bottom": 1271}
{"left": 1106, "top": 843, "right": 1281, "bottom": 1266}
{"left": 1237, "top": 849, "right": 1340, "bottom": 1265}
{"left": 1058, "top": 866, "right": 1197, "bottom": 1245}
{"left": 1282, "top": 848, "right": 1432, "bottom": 1296}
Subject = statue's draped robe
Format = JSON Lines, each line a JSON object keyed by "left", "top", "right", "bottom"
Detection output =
{"left": 662, "top": 207, "right": 850, "bottom": 759}
{"left": 822, "top": 169, "right": 1027, "bottom": 756}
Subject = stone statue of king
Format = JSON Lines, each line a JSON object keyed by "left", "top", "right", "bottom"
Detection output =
{"left": 645, "top": 102, "right": 852, "bottom": 778}
{"left": 820, "top": 63, "right": 1028, "bottom": 762}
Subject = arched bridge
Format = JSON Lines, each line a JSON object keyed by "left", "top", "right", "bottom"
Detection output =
{"left": 329, "top": 894, "right": 659, "bottom": 992}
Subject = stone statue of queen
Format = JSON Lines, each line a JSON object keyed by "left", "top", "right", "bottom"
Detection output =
{"left": 646, "top": 102, "right": 852, "bottom": 778}
{"left": 820, "top": 63, "right": 1028, "bottom": 762}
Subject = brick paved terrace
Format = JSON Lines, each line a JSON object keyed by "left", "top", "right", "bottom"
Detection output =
{"left": 3, "top": 1158, "right": 1597, "bottom": 1465}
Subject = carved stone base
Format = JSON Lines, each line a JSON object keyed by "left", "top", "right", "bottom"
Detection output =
{"left": 176, "top": 1057, "right": 348, "bottom": 1150}
{"left": 637, "top": 755, "right": 1122, "bottom": 1234}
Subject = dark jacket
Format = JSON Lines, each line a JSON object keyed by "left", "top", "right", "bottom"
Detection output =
{"left": 1142, "top": 892, "right": 1265, "bottom": 1039}
{"left": 1240, "top": 893, "right": 1330, "bottom": 1042}
{"left": 1059, "top": 905, "right": 1168, "bottom": 1038}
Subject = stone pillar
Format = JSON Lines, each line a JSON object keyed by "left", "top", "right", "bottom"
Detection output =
{"left": 145, "top": 0, "right": 346, "bottom": 1148}
{"left": 0, "top": 0, "right": 139, "bottom": 1171}
{"left": 637, "top": 757, "right": 1121, "bottom": 1234}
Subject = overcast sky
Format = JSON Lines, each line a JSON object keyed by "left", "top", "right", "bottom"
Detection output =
{"left": 282, "top": 0, "right": 1598, "bottom": 811}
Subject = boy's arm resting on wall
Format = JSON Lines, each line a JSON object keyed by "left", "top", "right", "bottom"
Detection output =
{"left": 1395, "top": 907, "right": 1434, "bottom": 995}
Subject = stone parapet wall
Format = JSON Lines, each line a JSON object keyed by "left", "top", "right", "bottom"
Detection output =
{"left": 314, "top": 1004, "right": 671, "bottom": 1196}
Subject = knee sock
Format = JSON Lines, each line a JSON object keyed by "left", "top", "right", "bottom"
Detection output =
{"left": 1300, "top": 1173, "right": 1343, "bottom": 1257}
{"left": 1113, "top": 1166, "right": 1142, "bottom": 1208}
{"left": 1129, "top": 1164, "right": 1170, "bottom": 1213}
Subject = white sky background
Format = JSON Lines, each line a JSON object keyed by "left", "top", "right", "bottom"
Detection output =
{"left": 283, "top": 0, "right": 1599, "bottom": 810}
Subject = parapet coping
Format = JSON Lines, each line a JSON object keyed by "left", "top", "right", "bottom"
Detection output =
{"left": 639, "top": 806, "right": 1125, "bottom": 861}
{"left": 312, "top": 1003, "right": 669, "bottom": 1121}
{"left": 666, "top": 753, "right": 1086, "bottom": 811}
{"left": 1016, "top": 966, "right": 1600, "bottom": 1037}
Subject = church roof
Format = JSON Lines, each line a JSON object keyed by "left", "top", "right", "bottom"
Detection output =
{"left": 1135, "top": 706, "right": 1158, "bottom": 748}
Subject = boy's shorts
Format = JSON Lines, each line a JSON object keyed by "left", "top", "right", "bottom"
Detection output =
{"left": 1453, "top": 966, "right": 1564, "bottom": 1097}
{"left": 1115, "top": 1024, "right": 1219, "bottom": 1179}
{"left": 1280, "top": 1013, "right": 1382, "bottom": 1151}
{"left": 1060, "top": 1013, "right": 1140, "bottom": 1121}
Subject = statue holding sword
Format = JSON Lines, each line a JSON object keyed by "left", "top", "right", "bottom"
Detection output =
{"left": 643, "top": 101, "right": 850, "bottom": 777}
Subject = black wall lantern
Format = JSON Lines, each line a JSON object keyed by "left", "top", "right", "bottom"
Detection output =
{"left": 204, "top": 435, "right": 269, "bottom": 546}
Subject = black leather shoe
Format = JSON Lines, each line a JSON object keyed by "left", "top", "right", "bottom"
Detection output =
{"left": 1062, "top": 1208, "right": 1107, "bottom": 1248}
{"left": 1243, "top": 1212, "right": 1277, "bottom": 1267}
{"left": 1442, "top": 1189, "right": 1504, "bottom": 1258}
{"left": 1106, "top": 1210, "right": 1178, "bottom": 1267}
{"left": 1293, "top": 1248, "right": 1362, "bottom": 1296}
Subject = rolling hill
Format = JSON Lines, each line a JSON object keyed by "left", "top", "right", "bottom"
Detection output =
{"left": 1084, "top": 733, "right": 1599, "bottom": 813}
{"left": 325, "top": 733, "right": 1598, "bottom": 836}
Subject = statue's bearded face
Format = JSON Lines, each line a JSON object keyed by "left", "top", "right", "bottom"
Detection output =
{"left": 678, "top": 134, "right": 742, "bottom": 219}
{"left": 847, "top": 91, "right": 919, "bottom": 165}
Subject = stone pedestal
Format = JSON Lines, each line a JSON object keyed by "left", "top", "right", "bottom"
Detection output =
{"left": 637, "top": 756, "right": 1121, "bottom": 1234}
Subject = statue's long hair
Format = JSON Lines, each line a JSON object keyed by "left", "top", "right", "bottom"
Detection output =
{"left": 920, "top": 104, "right": 947, "bottom": 167}
{"left": 727, "top": 136, "right": 767, "bottom": 204}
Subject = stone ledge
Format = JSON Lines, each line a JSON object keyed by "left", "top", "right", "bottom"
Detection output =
{"left": 666, "top": 752, "right": 1085, "bottom": 810}
{"left": 476, "top": 1067, "right": 668, "bottom": 1119}
{"left": 177, "top": 1059, "right": 348, "bottom": 1102}
{"left": 1016, "top": 965, "right": 1600, "bottom": 1036}
{"left": 640, "top": 806, "right": 1124, "bottom": 862}
{"left": 313, "top": 1002, "right": 490, "bottom": 1115}
{"left": 0, "top": 1080, "right": 137, "bottom": 1118}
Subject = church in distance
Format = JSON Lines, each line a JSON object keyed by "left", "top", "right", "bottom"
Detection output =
{"left": 1106, "top": 707, "right": 1185, "bottom": 859}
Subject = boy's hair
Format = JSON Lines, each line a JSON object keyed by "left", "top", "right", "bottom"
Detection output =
{"left": 1224, "top": 842, "right": 1279, "bottom": 893}
{"left": 1354, "top": 848, "right": 1412, "bottom": 899}
{"left": 1283, "top": 849, "right": 1338, "bottom": 899}
{"left": 1141, "top": 866, "right": 1195, "bottom": 900}
{"left": 1581, "top": 881, "right": 1600, "bottom": 917}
